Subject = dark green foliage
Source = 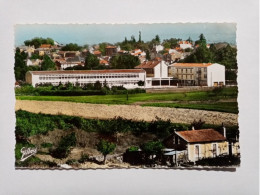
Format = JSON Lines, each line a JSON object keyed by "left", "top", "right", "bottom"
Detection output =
{"left": 97, "top": 139, "right": 116, "bottom": 163}
{"left": 84, "top": 52, "right": 100, "bottom": 70}
{"left": 66, "top": 159, "right": 78, "bottom": 165}
{"left": 24, "top": 37, "right": 54, "bottom": 48}
{"left": 41, "top": 55, "right": 56, "bottom": 70}
{"left": 162, "top": 38, "right": 180, "bottom": 49}
{"left": 137, "top": 80, "right": 145, "bottom": 86}
{"left": 50, "top": 132, "right": 76, "bottom": 159}
{"left": 14, "top": 48, "right": 28, "bottom": 81}
{"left": 15, "top": 110, "right": 239, "bottom": 142}
{"left": 128, "top": 146, "right": 140, "bottom": 152}
{"left": 196, "top": 155, "right": 240, "bottom": 166}
{"left": 78, "top": 154, "right": 89, "bottom": 163}
{"left": 61, "top": 43, "right": 82, "bottom": 51}
{"left": 149, "top": 117, "right": 175, "bottom": 138}
{"left": 110, "top": 54, "right": 140, "bottom": 69}
{"left": 65, "top": 65, "right": 85, "bottom": 70}
{"left": 94, "top": 81, "right": 102, "bottom": 90}
{"left": 141, "top": 141, "right": 164, "bottom": 155}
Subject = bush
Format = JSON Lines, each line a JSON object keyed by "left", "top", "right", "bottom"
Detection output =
{"left": 50, "top": 132, "right": 76, "bottom": 159}
{"left": 41, "top": 142, "right": 53, "bottom": 148}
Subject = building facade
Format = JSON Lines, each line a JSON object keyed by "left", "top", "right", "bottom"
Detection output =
{"left": 168, "top": 63, "right": 225, "bottom": 87}
{"left": 164, "top": 129, "right": 229, "bottom": 163}
{"left": 135, "top": 60, "right": 173, "bottom": 88}
{"left": 25, "top": 69, "right": 146, "bottom": 89}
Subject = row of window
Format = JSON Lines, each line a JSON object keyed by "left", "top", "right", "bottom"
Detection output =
{"left": 39, "top": 74, "right": 140, "bottom": 80}
{"left": 176, "top": 67, "right": 207, "bottom": 74}
{"left": 177, "top": 74, "right": 207, "bottom": 80}
{"left": 38, "top": 80, "right": 139, "bottom": 86}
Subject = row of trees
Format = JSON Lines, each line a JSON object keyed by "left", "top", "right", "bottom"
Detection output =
{"left": 14, "top": 49, "right": 56, "bottom": 81}
{"left": 24, "top": 37, "right": 54, "bottom": 48}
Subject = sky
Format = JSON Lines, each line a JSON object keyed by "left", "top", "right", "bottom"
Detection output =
{"left": 15, "top": 23, "right": 236, "bottom": 46}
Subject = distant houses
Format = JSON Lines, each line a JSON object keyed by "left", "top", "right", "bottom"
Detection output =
{"left": 18, "top": 39, "right": 227, "bottom": 89}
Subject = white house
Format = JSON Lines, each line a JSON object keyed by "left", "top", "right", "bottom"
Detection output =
{"left": 178, "top": 41, "right": 193, "bottom": 50}
{"left": 168, "top": 63, "right": 225, "bottom": 87}
{"left": 25, "top": 69, "right": 146, "bottom": 89}
{"left": 135, "top": 60, "right": 172, "bottom": 88}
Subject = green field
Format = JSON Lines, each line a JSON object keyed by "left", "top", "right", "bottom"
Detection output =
{"left": 16, "top": 87, "right": 238, "bottom": 113}
{"left": 142, "top": 102, "right": 238, "bottom": 114}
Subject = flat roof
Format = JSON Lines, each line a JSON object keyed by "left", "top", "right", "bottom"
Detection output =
{"left": 28, "top": 69, "right": 145, "bottom": 75}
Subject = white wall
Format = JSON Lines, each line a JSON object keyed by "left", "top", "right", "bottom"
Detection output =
{"left": 153, "top": 61, "right": 169, "bottom": 78}
{"left": 207, "top": 63, "right": 225, "bottom": 86}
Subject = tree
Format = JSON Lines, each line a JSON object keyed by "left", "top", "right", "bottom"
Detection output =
{"left": 137, "top": 80, "right": 145, "bottom": 86}
{"left": 138, "top": 31, "right": 142, "bottom": 43}
{"left": 145, "top": 50, "right": 151, "bottom": 60}
{"left": 131, "top": 35, "right": 136, "bottom": 43}
{"left": 24, "top": 37, "right": 54, "bottom": 48}
{"left": 110, "top": 54, "right": 140, "bottom": 69}
{"left": 155, "top": 35, "right": 160, "bottom": 44}
{"left": 214, "top": 44, "right": 237, "bottom": 69}
{"left": 97, "top": 140, "right": 116, "bottom": 164}
{"left": 93, "top": 81, "right": 102, "bottom": 90}
{"left": 141, "top": 141, "right": 164, "bottom": 163}
{"left": 61, "top": 43, "right": 82, "bottom": 51}
{"left": 14, "top": 48, "right": 28, "bottom": 81}
{"left": 195, "top": 33, "right": 207, "bottom": 46}
{"left": 99, "top": 42, "right": 108, "bottom": 55}
{"left": 41, "top": 55, "right": 56, "bottom": 70}
{"left": 84, "top": 52, "right": 100, "bottom": 70}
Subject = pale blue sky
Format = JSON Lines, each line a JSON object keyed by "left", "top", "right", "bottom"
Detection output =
{"left": 15, "top": 23, "right": 236, "bottom": 46}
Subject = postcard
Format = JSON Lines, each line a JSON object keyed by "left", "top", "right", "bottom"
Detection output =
{"left": 13, "top": 23, "right": 241, "bottom": 170}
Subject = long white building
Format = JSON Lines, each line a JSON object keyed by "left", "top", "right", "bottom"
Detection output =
{"left": 26, "top": 69, "right": 146, "bottom": 89}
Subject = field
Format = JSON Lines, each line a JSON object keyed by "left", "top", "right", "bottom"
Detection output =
{"left": 16, "top": 87, "right": 238, "bottom": 113}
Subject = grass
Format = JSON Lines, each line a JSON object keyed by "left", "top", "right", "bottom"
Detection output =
{"left": 142, "top": 102, "right": 238, "bottom": 114}
{"left": 16, "top": 87, "right": 237, "bottom": 105}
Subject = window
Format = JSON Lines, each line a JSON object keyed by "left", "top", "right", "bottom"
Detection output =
{"left": 195, "top": 145, "right": 199, "bottom": 161}
{"left": 212, "top": 143, "right": 217, "bottom": 157}
{"left": 177, "top": 137, "right": 180, "bottom": 144}
{"left": 173, "top": 136, "right": 175, "bottom": 144}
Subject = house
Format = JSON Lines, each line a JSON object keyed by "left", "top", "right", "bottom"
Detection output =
{"left": 168, "top": 63, "right": 225, "bottom": 87}
{"left": 163, "top": 128, "right": 229, "bottom": 163}
{"left": 135, "top": 59, "right": 172, "bottom": 88}
{"left": 178, "top": 41, "right": 193, "bottom": 50}
{"left": 26, "top": 59, "right": 41, "bottom": 66}
{"left": 25, "top": 69, "right": 146, "bottom": 89}
{"left": 39, "top": 44, "right": 52, "bottom": 49}
{"left": 93, "top": 50, "right": 102, "bottom": 57}
{"left": 55, "top": 57, "right": 84, "bottom": 70}
{"left": 105, "top": 45, "right": 117, "bottom": 56}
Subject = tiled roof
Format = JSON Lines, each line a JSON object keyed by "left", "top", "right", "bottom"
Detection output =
{"left": 94, "top": 50, "right": 101, "bottom": 55}
{"left": 135, "top": 60, "right": 160, "bottom": 69}
{"left": 176, "top": 129, "right": 226, "bottom": 143}
{"left": 106, "top": 45, "right": 117, "bottom": 49}
{"left": 29, "top": 69, "right": 145, "bottom": 75}
{"left": 39, "top": 44, "right": 52, "bottom": 48}
{"left": 172, "top": 63, "right": 212, "bottom": 67}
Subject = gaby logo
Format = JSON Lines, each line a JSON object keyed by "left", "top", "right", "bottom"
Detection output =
{"left": 20, "top": 147, "right": 37, "bottom": 161}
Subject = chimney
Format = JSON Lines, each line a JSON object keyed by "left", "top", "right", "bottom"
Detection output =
{"left": 192, "top": 126, "right": 195, "bottom": 130}
{"left": 223, "top": 125, "right": 226, "bottom": 138}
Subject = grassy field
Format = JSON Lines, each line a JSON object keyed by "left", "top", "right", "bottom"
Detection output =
{"left": 142, "top": 102, "right": 238, "bottom": 114}
{"left": 16, "top": 87, "right": 237, "bottom": 103}
{"left": 16, "top": 87, "right": 238, "bottom": 113}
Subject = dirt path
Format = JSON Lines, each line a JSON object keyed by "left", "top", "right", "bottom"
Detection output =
{"left": 15, "top": 100, "right": 238, "bottom": 126}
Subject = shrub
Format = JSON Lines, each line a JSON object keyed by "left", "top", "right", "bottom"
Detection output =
{"left": 41, "top": 142, "right": 53, "bottom": 148}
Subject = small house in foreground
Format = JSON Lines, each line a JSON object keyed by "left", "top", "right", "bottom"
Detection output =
{"left": 164, "top": 129, "right": 229, "bottom": 162}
